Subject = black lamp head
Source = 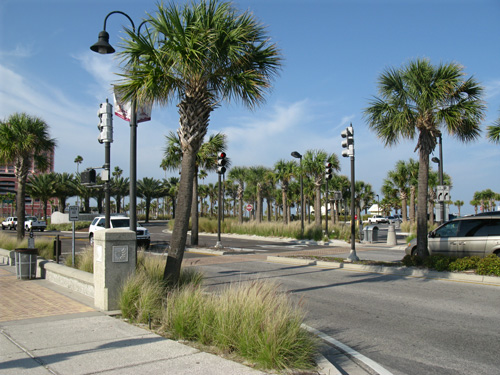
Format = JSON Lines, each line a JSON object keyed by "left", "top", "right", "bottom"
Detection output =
{"left": 291, "top": 151, "right": 302, "bottom": 159}
{"left": 90, "top": 30, "right": 115, "bottom": 54}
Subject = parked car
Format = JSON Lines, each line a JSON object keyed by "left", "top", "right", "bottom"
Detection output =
{"left": 368, "top": 215, "right": 388, "bottom": 224}
{"left": 405, "top": 215, "right": 500, "bottom": 258}
{"left": 386, "top": 215, "right": 401, "bottom": 224}
{"left": 88, "top": 215, "right": 151, "bottom": 249}
{"left": 24, "top": 216, "right": 46, "bottom": 231}
{"left": 1, "top": 216, "right": 17, "bottom": 230}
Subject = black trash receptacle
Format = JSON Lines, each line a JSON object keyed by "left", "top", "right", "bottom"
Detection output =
{"left": 15, "top": 248, "right": 38, "bottom": 280}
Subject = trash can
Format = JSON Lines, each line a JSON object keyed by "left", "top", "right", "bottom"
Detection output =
{"left": 363, "top": 225, "right": 379, "bottom": 243}
{"left": 15, "top": 248, "right": 38, "bottom": 280}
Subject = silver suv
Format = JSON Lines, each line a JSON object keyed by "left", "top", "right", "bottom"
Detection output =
{"left": 89, "top": 216, "right": 151, "bottom": 249}
{"left": 405, "top": 215, "right": 500, "bottom": 258}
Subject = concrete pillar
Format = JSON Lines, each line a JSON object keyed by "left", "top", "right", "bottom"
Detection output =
{"left": 387, "top": 224, "right": 397, "bottom": 246}
{"left": 94, "top": 229, "right": 136, "bottom": 311}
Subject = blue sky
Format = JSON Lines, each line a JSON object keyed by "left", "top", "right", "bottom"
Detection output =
{"left": 1, "top": 0, "right": 499, "bottom": 214}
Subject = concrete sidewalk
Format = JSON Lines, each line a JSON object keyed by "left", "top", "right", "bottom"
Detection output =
{"left": 0, "top": 263, "right": 269, "bottom": 375}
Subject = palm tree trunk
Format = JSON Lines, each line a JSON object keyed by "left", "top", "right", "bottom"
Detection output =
{"left": 164, "top": 149, "right": 196, "bottom": 285}
{"left": 315, "top": 185, "right": 321, "bottom": 226}
{"left": 16, "top": 176, "right": 26, "bottom": 241}
{"left": 282, "top": 188, "right": 288, "bottom": 224}
{"left": 409, "top": 186, "right": 416, "bottom": 224}
{"left": 191, "top": 172, "right": 199, "bottom": 246}
{"left": 417, "top": 148, "right": 430, "bottom": 257}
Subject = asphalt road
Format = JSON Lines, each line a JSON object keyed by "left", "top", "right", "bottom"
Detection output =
{"left": 195, "top": 258, "right": 500, "bottom": 375}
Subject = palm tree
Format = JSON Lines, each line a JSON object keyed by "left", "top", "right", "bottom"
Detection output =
{"left": 454, "top": 200, "right": 464, "bottom": 217}
{"left": 116, "top": 0, "right": 281, "bottom": 284}
{"left": 0, "top": 113, "right": 57, "bottom": 240}
{"left": 111, "top": 176, "right": 129, "bottom": 214}
{"left": 274, "top": 159, "right": 296, "bottom": 224}
{"left": 26, "top": 173, "right": 56, "bottom": 221}
{"left": 137, "top": 177, "right": 165, "bottom": 223}
{"left": 386, "top": 160, "right": 410, "bottom": 223}
{"left": 354, "top": 181, "right": 374, "bottom": 226}
{"left": 161, "top": 131, "right": 227, "bottom": 245}
{"left": 302, "top": 149, "right": 340, "bottom": 226}
{"left": 54, "top": 172, "right": 77, "bottom": 213}
{"left": 364, "top": 59, "right": 485, "bottom": 257}
{"left": 228, "top": 166, "right": 248, "bottom": 223}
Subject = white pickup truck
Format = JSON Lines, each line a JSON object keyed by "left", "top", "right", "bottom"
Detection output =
{"left": 24, "top": 216, "right": 47, "bottom": 231}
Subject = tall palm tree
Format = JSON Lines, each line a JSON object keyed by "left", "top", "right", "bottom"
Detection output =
{"left": 161, "top": 131, "right": 227, "bottom": 244}
{"left": 454, "top": 200, "right": 464, "bottom": 217}
{"left": 26, "top": 173, "right": 56, "bottom": 221}
{"left": 111, "top": 176, "right": 129, "bottom": 214}
{"left": 137, "top": 177, "right": 165, "bottom": 223}
{"left": 0, "top": 113, "right": 57, "bottom": 240}
{"left": 302, "top": 149, "right": 340, "bottom": 226}
{"left": 228, "top": 166, "right": 248, "bottom": 223}
{"left": 116, "top": 0, "right": 281, "bottom": 284}
{"left": 245, "top": 166, "right": 270, "bottom": 223}
{"left": 354, "top": 181, "right": 374, "bottom": 226}
{"left": 364, "top": 59, "right": 485, "bottom": 257}
{"left": 274, "top": 159, "right": 296, "bottom": 224}
{"left": 54, "top": 172, "right": 77, "bottom": 213}
{"left": 386, "top": 160, "right": 410, "bottom": 223}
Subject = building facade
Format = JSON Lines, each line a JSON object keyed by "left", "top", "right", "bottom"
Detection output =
{"left": 0, "top": 148, "right": 57, "bottom": 218}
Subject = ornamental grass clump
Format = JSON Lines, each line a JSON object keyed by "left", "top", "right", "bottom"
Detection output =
{"left": 65, "top": 246, "right": 93, "bottom": 273}
{"left": 161, "top": 280, "right": 317, "bottom": 371}
{"left": 119, "top": 252, "right": 203, "bottom": 325}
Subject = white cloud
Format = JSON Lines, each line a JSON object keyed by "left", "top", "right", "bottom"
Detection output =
{"left": 0, "top": 44, "right": 35, "bottom": 58}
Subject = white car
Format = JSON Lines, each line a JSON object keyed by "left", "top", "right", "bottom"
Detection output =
{"left": 25, "top": 216, "right": 46, "bottom": 231}
{"left": 368, "top": 215, "right": 388, "bottom": 224}
{"left": 1, "top": 216, "right": 17, "bottom": 230}
{"left": 88, "top": 215, "right": 151, "bottom": 249}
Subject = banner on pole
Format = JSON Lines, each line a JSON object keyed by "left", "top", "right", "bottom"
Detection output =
{"left": 113, "top": 86, "right": 152, "bottom": 123}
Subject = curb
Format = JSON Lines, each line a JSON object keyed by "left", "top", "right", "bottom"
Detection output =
{"left": 266, "top": 255, "right": 500, "bottom": 286}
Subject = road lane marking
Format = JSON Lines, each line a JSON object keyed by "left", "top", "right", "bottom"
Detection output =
{"left": 302, "top": 324, "right": 395, "bottom": 375}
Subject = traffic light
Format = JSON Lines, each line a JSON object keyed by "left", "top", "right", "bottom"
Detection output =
{"left": 325, "top": 162, "right": 333, "bottom": 180}
{"left": 81, "top": 169, "right": 97, "bottom": 185}
{"left": 341, "top": 125, "right": 354, "bottom": 157}
{"left": 97, "top": 101, "right": 113, "bottom": 143}
{"left": 217, "top": 152, "right": 227, "bottom": 174}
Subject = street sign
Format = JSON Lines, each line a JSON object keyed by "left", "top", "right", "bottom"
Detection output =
{"left": 246, "top": 204, "right": 253, "bottom": 212}
{"left": 69, "top": 206, "right": 79, "bottom": 221}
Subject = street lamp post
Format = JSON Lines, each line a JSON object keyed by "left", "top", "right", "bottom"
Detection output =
{"left": 91, "top": 11, "right": 147, "bottom": 234}
{"left": 376, "top": 194, "right": 380, "bottom": 215}
{"left": 291, "top": 151, "right": 304, "bottom": 237}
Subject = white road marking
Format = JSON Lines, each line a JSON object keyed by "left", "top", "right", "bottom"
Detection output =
{"left": 302, "top": 324, "right": 395, "bottom": 375}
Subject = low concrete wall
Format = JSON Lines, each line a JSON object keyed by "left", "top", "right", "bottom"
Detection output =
{"left": 51, "top": 212, "right": 98, "bottom": 224}
{"left": 0, "top": 248, "right": 94, "bottom": 299}
{"left": 38, "top": 259, "right": 94, "bottom": 299}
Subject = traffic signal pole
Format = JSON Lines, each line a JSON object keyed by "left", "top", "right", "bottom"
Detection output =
{"left": 341, "top": 123, "right": 359, "bottom": 262}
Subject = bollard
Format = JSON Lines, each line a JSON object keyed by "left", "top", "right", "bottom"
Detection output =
{"left": 387, "top": 224, "right": 397, "bottom": 246}
{"left": 53, "top": 235, "right": 61, "bottom": 264}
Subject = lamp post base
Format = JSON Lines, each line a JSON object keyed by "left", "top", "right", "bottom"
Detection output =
{"left": 345, "top": 250, "right": 359, "bottom": 262}
{"left": 214, "top": 241, "right": 223, "bottom": 249}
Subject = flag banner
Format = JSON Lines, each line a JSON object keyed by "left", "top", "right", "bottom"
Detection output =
{"left": 113, "top": 86, "right": 152, "bottom": 123}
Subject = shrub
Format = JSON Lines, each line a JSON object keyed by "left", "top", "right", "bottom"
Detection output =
{"left": 424, "top": 254, "right": 454, "bottom": 272}
{"left": 402, "top": 254, "right": 424, "bottom": 267}
{"left": 46, "top": 221, "right": 91, "bottom": 231}
{"left": 448, "top": 256, "right": 481, "bottom": 272}
{"left": 476, "top": 254, "right": 500, "bottom": 277}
